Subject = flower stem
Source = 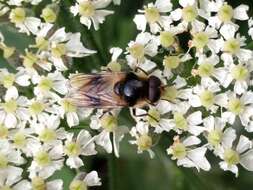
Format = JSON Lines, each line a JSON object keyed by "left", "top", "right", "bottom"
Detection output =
{"left": 108, "top": 154, "right": 116, "bottom": 190}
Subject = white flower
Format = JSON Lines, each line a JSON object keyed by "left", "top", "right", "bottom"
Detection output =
{"left": 64, "top": 130, "right": 97, "bottom": 169}
{"left": 207, "top": 1, "right": 249, "bottom": 29}
{"left": 126, "top": 32, "right": 159, "bottom": 71}
{"left": 0, "top": 165, "right": 31, "bottom": 190}
{"left": 0, "top": 92, "right": 29, "bottom": 128}
{"left": 9, "top": 126, "right": 41, "bottom": 157}
{"left": 167, "top": 102, "right": 205, "bottom": 136}
{"left": 70, "top": 0, "right": 114, "bottom": 30}
{"left": 195, "top": 54, "right": 226, "bottom": 85}
{"left": 0, "top": 139, "right": 26, "bottom": 169}
{"left": 160, "top": 76, "right": 192, "bottom": 110}
{"left": 167, "top": 136, "right": 211, "bottom": 171}
{"left": 203, "top": 116, "right": 236, "bottom": 151}
{"left": 217, "top": 134, "right": 253, "bottom": 177}
{"left": 219, "top": 25, "right": 252, "bottom": 63}
{"left": 102, "top": 47, "right": 123, "bottom": 72}
{"left": 33, "top": 71, "right": 68, "bottom": 98}
{"left": 31, "top": 115, "right": 67, "bottom": 145}
{"left": 222, "top": 91, "right": 253, "bottom": 127}
{"left": 30, "top": 26, "right": 96, "bottom": 71}
{"left": 129, "top": 121, "right": 154, "bottom": 158}
{"left": 170, "top": 0, "right": 206, "bottom": 32}
{"left": 58, "top": 98, "right": 92, "bottom": 127}
{"left": 30, "top": 177, "right": 63, "bottom": 190}
{"left": 29, "top": 143, "right": 64, "bottom": 179}
{"left": 189, "top": 80, "right": 227, "bottom": 113}
{"left": 69, "top": 171, "right": 101, "bottom": 190}
{"left": 132, "top": 100, "right": 172, "bottom": 133}
{"left": 9, "top": 7, "right": 41, "bottom": 35}
{"left": 134, "top": 0, "right": 172, "bottom": 34}
{"left": 216, "top": 61, "right": 252, "bottom": 95}
{"left": 163, "top": 53, "right": 192, "bottom": 79}
{"left": 90, "top": 110, "right": 128, "bottom": 157}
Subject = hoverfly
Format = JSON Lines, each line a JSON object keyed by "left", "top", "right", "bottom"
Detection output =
{"left": 67, "top": 72, "right": 163, "bottom": 108}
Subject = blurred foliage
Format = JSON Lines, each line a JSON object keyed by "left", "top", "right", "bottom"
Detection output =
{"left": 1, "top": 0, "right": 253, "bottom": 190}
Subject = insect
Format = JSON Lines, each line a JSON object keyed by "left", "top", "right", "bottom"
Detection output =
{"left": 67, "top": 72, "right": 163, "bottom": 108}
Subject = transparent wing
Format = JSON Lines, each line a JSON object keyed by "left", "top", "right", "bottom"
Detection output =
{"left": 67, "top": 72, "right": 128, "bottom": 108}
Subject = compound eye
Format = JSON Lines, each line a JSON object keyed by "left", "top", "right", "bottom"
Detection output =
{"left": 148, "top": 76, "right": 161, "bottom": 87}
{"left": 148, "top": 76, "right": 161, "bottom": 103}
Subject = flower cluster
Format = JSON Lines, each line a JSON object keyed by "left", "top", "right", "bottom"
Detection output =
{"left": 0, "top": 0, "right": 253, "bottom": 189}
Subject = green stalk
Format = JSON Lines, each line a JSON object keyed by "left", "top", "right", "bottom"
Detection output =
{"left": 108, "top": 152, "right": 116, "bottom": 190}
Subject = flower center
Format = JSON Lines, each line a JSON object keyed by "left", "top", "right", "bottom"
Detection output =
{"left": 79, "top": 1, "right": 95, "bottom": 17}
{"left": 228, "top": 98, "right": 244, "bottom": 115}
{"left": 51, "top": 43, "right": 66, "bottom": 58}
{"left": 35, "top": 37, "right": 49, "bottom": 51}
{"left": 192, "top": 32, "right": 209, "bottom": 49}
{"left": 162, "top": 86, "right": 178, "bottom": 101}
{"left": 0, "top": 124, "right": 8, "bottom": 139}
{"left": 172, "top": 142, "right": 187, "bottom": 159}
{"left": 34, "top": 151, "right": 51, "bottom": 166}
{"left": 23, "top": 51, "right": 38, "bottom": 68}
{"left": 38, "top": 78, "right": 53, "bottom": 92}
{"left": 160, "top": 31, "right": 175, "bottom": 48}
{"left": 29, "top": 102, "right": 45, "bottom": 115}
{"left": 231, "top": 65, "right": 248, "bottom": 81}
{"left": 218, "top": 4, "right": 234, "bottom": 22}
{"left": 9, "top": 7, "right": 26, "bottom": 24}
{"left": 3, "top": 74, "right": 15, "bottom": 88}
{"left": 13, "top": 132, "right": 27, "bottom": 148}
{"left": 147, "top": 108, "right": 161, "bottom": 126}
{"left": 3, "top": 99, "right": 17, "bottom": 113}
{"left": 198, "top": 63, "right": 214, "bottom": 77}
{"left": 224, "top": 148, "right": 240, "bottom": 166}
{"left": 39, "top": 128, "right": 56, "bottom": 143}
{"left": 41, "top": 7, "right": 57, "bottom": 23}
{"left": 62, "top": 99, "right": 77, "bottom": 113}
{"left": 174, "top": 112, "right": 188, "bottom": 130}
{"left": 100, "top": 114, "right": 118, "bottom": 132}
{"left": 69, "top": 180, "right": 87, "bottom": 190}
{"left": 224, "top": 38, "right": 240, "bottom": 54}
{"left": 163, "top": 55, "right": 181, "bottom": 69}
{"left": 0, "top": 153, "right": 8, "bottom": 169}
{"left": 65, "top": 142, "right": 81, "bottom": 156}
{"left": 107, "top": 61, "right": 121, "bottom": 72}
{"left": 182, "top": 6, "right": 197, "bottom": 22}
{"left": 3, "top": 46, "right": 15, "bottom": 59}
{"left": 145, "top": 7, "right": 160, "bottom": 23}
{"left": 0, "top": 186, "right": 12, "bottom": 190}
{"left": 32, "top": 177, "right": 46, "bottom": 190}
{"left": 129, "top": 43, "right": 145, "bottom": 60}
{"left": 137, "top": 134, "right": 152, "bottom": 151}
{"left": 207, "top": 129, "right": 222, "bottom": 147}
{"left": 200, "top": 90, "right": 214, "bottom": 108}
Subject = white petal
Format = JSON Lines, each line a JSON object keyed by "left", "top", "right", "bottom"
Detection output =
{"left": 236, "top": 135, "right": 252, "bottom": 154}
{"left": 156, "top": 0, "right": 172, "bottom": 12}
{"left": 84, "top": 171, "right": 101, "bottom": 186}
{"left": 66, "top": 157, "right": 83, "bottom": 169}
{"left": 95, "top": 131, "right": 112, "bottom": 153}
{"left": 183, "top": 136, "right": 201, "bottom": 147}
{"left": 222, "top": 128, "right": 236, "bottom": 149}
{"left": 233, "top": 5, "right": 249, "bottom": 20}
{"left": 133, "top": 14, "right": 147, "bottom": 32}
{"left": 187, "top": 111, "right": 202, "bottom": 126}
{"left": 46, "top": 180, "right": 63, "bottom": 190}
{"left": 240, "top": 150, "right": 253, "bottom": 171}
{"left": 188, "top": 147, "right": 211, "bottom": 171}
